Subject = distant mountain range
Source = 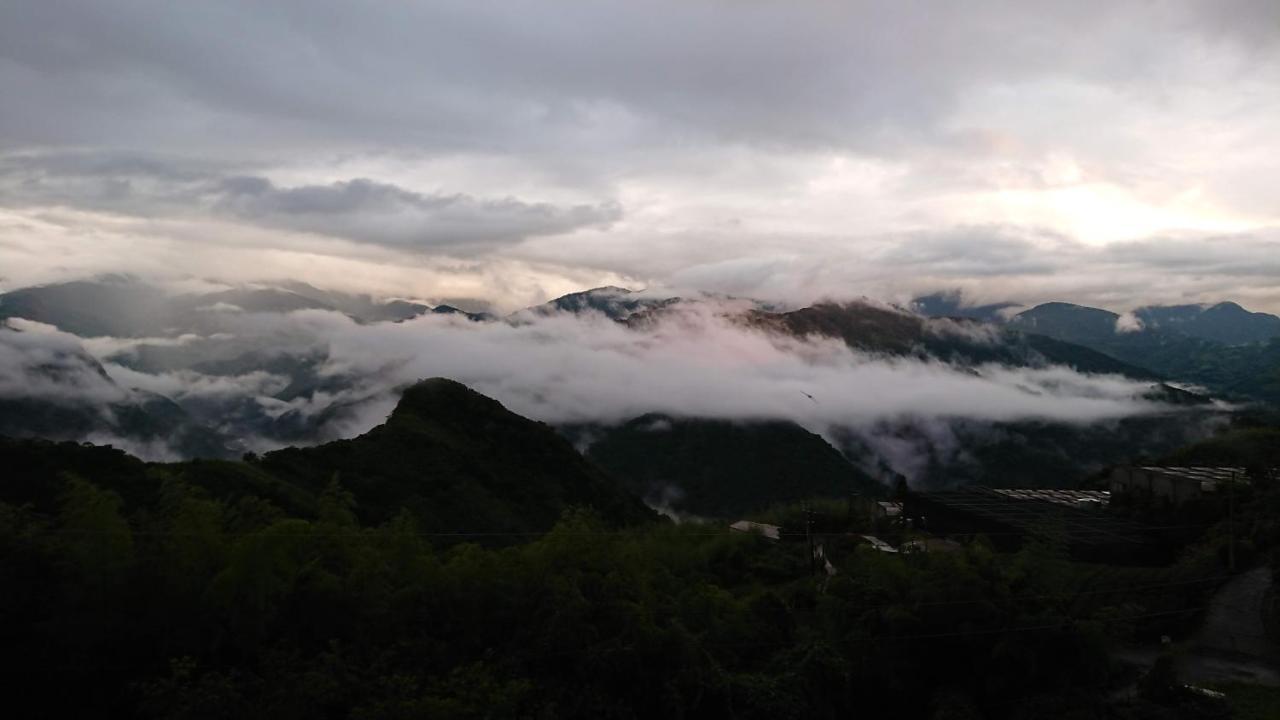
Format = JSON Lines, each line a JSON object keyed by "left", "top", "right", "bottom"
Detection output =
{"left": 1007, "top": 300, "right": 1280, "bottom": 347}
{"left": 0, "top": 276, "right": 490, "bottom": 338}
{"left": 1, "top": 277, "right": 1271, "bottom": 502}
{"left": 910, "top": 292, "right": 1280, "bottom": 404}
{"left": 0, "top": 320, "right": 229, "bottom": 456}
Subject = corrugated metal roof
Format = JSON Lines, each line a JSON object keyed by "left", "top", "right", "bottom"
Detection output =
{"left": 989, "top": 488, "right": 1110, "bottom": 509}
{"left": 1133, "top": 466, "right": 1248, "bottom": 492}
{"left": 1135, "top": 466, "right": 1246, "bottom": 481}
{"left": 913, "top": 486, "right": 1158, "bottom": 548}
{"left": 859, "top": 535, "right": 899, "bottom": 553}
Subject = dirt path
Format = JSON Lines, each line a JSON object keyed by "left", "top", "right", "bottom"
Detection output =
{"left": 1183, "top": 566, "right": 1280, "bottom": 687}
{"left": 1112, "top": 567, "right": 1280, "bottom": 691}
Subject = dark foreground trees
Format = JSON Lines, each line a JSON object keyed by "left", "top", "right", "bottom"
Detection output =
{"left": 1, "top": 468, "right": 1226, "bottom": 719}
{"left": 5, "top": 420, "right": 1278, "bottom": 718}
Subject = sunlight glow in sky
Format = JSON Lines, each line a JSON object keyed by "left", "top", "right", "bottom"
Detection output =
{"left": 1, "top": 0, "right": 1278, "bottom": 312}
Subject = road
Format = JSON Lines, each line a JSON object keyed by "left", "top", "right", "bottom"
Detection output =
{"left": 1182, "top": 565, "right": 1280, "bottom": 686}
{"left": 1112, "top": 566, "right": 1280, "bottom": 695}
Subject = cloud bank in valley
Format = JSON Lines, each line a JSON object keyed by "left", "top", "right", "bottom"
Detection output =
{"left": 0, "top": 318, "right": 126, "bottom": 404}
{"left": 62, "top": 303, "right": 1173, "bottom": 441}
{"left": 321, "top": 307, "right": 1170, "bottom": 431}
{"left": 0, "top": 294, "right": 1215, "bottom": 481}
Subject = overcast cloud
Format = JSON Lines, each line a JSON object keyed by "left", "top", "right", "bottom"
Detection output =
{"left": 1, "top": 0, "right": 1279, "bottom": 311}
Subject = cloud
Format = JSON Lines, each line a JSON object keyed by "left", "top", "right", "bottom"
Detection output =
{"left": 221, "top": 303, "right": 1175, "bottom": 440}
{"left": 1114, "top": 312, "right": 1144, "bottom": 334}
{"left": 0, "top": 152, "right": 619, "bottom": 254}
{"left": 1, "top": 2, "right": 1279, "bottom": 314}
{"left": 0, "top": 286, "right": 1205, "bottom": 439}
{"left": 0, "top": 319, "right": 125, "bottom": 404}
{"left": 2, "top": 298, "right": 1210, "bottom": 481}
{"left": 0, "top": 1, "right": 1273, "bottom": 157}
{"left": 213, "top": 176, "right": 620, "bottom": 252}
{"left": 102, "top": 364, "right": 289, "bottom": 401}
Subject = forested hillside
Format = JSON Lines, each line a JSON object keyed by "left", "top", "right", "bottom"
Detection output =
{"left": 3, "top": 382, "right": 1277, "bottom": 718}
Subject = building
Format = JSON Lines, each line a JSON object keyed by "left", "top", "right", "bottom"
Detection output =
{"left": 900, "top": 537, "right": 963, "bottom": 554}
{"left": 856, "top": 497, "right": 903, "bottom": 521}
{"left": 987, "top": 488, "right": 1109, "bottom": 511}
{"left": 1110, "top": 466, "right": 1246, "bottom": 506}
{"left": 729, "top": 520, "right": 781, "bottom": 540}
{"left": 873, "top": 501, "right": 903, "bottom": 520}
{"left": 905, "top": 486, "right": 1169, "bottom": 565}
{"left": 857, "top": 535, "right": 899, "bottom": 553}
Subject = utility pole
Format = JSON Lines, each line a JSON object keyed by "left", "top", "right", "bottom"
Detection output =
{"left": 1228, "top": 470, "right": 1236, "bottom": 572}
{"left": 805, "top": 504, "right": 816, "bottom": 577}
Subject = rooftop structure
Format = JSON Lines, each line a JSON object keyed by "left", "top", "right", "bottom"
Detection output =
{"left": 1111, "top": 466, "right": 1247, "bottom": 505}
{"left": 729, "top": 520, "right": 781, "bottom": 541}
{"left": 858, "top": 534, "right": 899, "bottom": 553}
{"left": 988, "top": 488, "right": 1109, "bottom": 510}
{"left": 907, "top": 486, "right": 1169, "bottom": 565}
{"left": 875, "top": 500, "right": 903, "bottom": 518}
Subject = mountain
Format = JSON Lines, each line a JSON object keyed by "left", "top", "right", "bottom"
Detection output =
{"left": 1009, "top": 299, "right": 1280, "bottom": 348}
{"left": 911, "top": 290, "right": 1021, "bottom": 323}
{"left": 1134, "top": 301, "right": 1280, "bottom": 345}
{"left": 0, "top": 277, "right": 438, "bottom": 337}
{"left": 933, "top": 297, "right": 1280, "bottom": 348}
{"left": 0, "top": 378, "right": 655, "bottom": 536}
{"left": 1008, "top": 302, "right": 1280, "bottom": 402}
{"left": 836, "top": 413, "right": 1225, "bottom": 491}
{"left": 522, "top": 286, "right": 680, "bottom": 321}
{"left": 256, "top": 378, "right": 655, "bottom": 531}
{"left": 0, "top": 321, "right": 229, "bottom": 456}
{"left": 431, "top": 304, "right": 495, "bottom": 322}
{"left": 0, "top": 276, "right": 172, "bottom": 337}
{"left": 568, "top": 415, "right": 883, "bottom": 517}
{"left": 748, "top": 301, "right": 1161, "bottom": 379}
{"left": 1006, "top": 301, "right": 1121, "bottom": 344}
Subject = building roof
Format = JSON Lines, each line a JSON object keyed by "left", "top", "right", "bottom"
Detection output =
{"left": 912, "top": 486, "right": 1158, "bottom": 549}
{"left": 1133, "top": 466, "right": 1248, "bottom": 492}
{"left": 858, "top": 535, "right": 899, "bottom": 553}
{"left": 989, "top": 488, "right": 1110, "bottom": 509}
{"left": 876, "top": 500, "right": 903, "bottom": 517}
{"left": 729, "top": 520, "right": 781, "bottom": 540}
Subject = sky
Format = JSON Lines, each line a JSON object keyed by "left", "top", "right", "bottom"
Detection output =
{"left": 2, "top": 0, "right": 1279, "bottom": 313}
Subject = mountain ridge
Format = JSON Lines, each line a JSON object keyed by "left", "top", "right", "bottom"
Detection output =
{"left": 0, "top": 378, "right": 657, "bottom": 538}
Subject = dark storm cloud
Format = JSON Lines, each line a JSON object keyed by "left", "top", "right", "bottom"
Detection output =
{"left": 1, "top": 0, "right": 1271, "bottom": 156}
{"left": 213, "top": 176, "right": 620, "bottom": 250}
{"left": 0, "top": 152, "right": 618, "bottom": 252}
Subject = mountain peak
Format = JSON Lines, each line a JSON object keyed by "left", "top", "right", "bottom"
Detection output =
{"left": 1205, "top": 301, "right": 1246, "bottom": 314}
{"left": 260, "top": 378, "right": 656, "bottom": 532}
{"left": 389, "top": 377, "right": 505, "bottom": 424}
{"left": 910, "top": 291, "right": 1021, "bottom": 322}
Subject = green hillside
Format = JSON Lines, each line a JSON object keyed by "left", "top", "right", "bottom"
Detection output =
{"left": 0, "top": 378, "right": 655, "bottom": 538}
{"left": 577, "top": 415, "right": 884, "bottom": 517}
{"left": 258, "top": 378, "right": 655, "bottom": 532}
{"left": 1010, "top": 303, "right": 1280, "bottom": 403}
